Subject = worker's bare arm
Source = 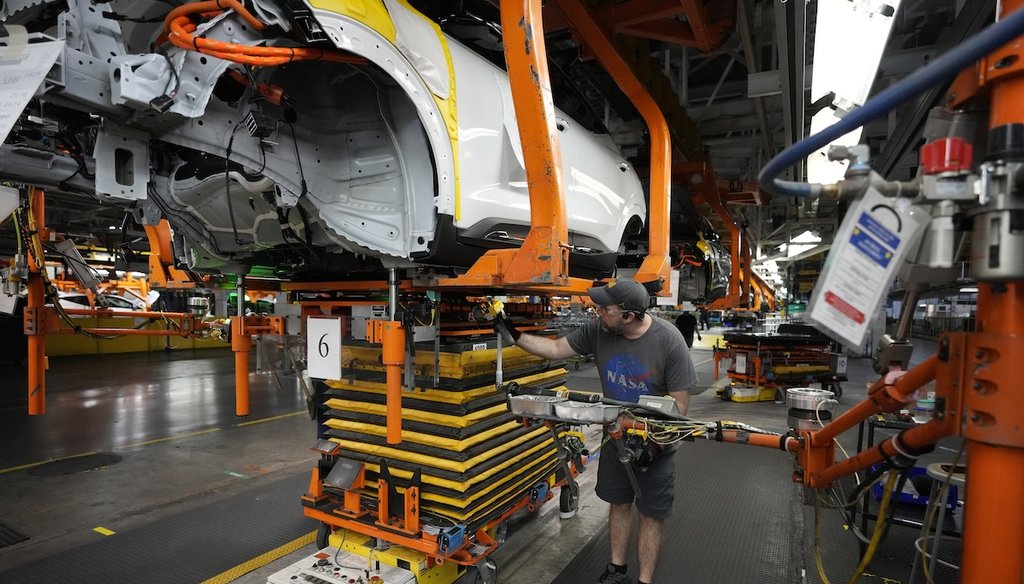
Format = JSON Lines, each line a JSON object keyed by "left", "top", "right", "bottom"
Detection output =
{"left": 668, "top": 389, "right": 690, "bottom": 415}
{"left": 516, "top": 334, "right": 579, "bottom": 360}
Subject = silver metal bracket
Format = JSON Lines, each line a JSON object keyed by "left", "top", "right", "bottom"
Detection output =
{"left": 94, "top": 123, "right": 150, "bottom": 201}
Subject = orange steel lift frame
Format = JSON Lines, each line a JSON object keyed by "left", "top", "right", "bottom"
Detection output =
{"left": 301, "top": 440, "right": 584, "bottom": 568}
{"left": 442, "top": 0, "right": 671, "bottom": 295}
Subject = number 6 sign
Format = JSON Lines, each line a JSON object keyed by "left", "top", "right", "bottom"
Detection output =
{"left": 306, "top": 317, "right": 342, "bottom": 380}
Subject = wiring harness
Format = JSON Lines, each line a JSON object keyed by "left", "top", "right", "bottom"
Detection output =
{"left": 163, "top": 0, "right": 367, "bottom": 67}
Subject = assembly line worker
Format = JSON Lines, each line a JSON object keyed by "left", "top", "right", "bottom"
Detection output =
{"left": 674, "top": 310, "right": 701, "bottom": 348}
{"left": 493, "top": 278, "right": 697, "bottom": 584}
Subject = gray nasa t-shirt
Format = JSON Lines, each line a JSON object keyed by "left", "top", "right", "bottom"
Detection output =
{"left": 566, "top": 316, "right": 697, "bottom": 401}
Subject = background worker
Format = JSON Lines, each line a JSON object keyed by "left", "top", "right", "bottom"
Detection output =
{"left": 493, "top": 278, "right": 697, "bottom": 584}
{"left": 674, "top": 310, "right": 701, "bottom": 348}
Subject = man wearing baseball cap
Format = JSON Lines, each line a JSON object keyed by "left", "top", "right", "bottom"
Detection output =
{"left": 493, "top": 277, "right": 696, "bottom": 584}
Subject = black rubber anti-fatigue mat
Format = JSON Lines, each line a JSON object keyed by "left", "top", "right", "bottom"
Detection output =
{"left": 551, "top": 439, "right": 799, "bottom": 584}
{"left": 0, "top": 471, "right": 315, "bottom": 584}
{"left": 324, "top": 409, "right": 516, "bottom": 438}
{"left": 0, "top": 522, "right": 28, "bottom": 548}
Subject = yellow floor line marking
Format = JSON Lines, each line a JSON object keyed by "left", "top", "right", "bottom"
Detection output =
{"left": 5, "top": 409, "right": 304, "bottom": 474}
{"left": 235, "top": 410, "right": 306, "bottom": 427}
{"left": 200, "top": 530, "right": 316, "bottom": 584}
{"left": 92, "top": 526, "right": 116, "bottom": 536}
{"left": 117, "top": 427, "right": 222, "bottom": 450}
{"left": 0, "top": 451, "right": 98, "bottom": 475}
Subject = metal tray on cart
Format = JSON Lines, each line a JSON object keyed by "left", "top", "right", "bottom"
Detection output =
{"left": 553, "top": 401, "right": 619, "bottom": 424}
{"left": 508, "top": 395, "right": 566, "bottom": 417}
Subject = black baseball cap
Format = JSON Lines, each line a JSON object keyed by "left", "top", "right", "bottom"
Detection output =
{"left": 587, "top": 278, "right": 651, "bottom": 314}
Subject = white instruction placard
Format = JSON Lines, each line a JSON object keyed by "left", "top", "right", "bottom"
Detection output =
{"left": 0, "top": 38, "right": 64, "bottom": 146}
{"left": 809, "top": 188, "right": 926, "bottom": 348}
{"left": 306, "top": 317, "right": 342, "bottom": 380}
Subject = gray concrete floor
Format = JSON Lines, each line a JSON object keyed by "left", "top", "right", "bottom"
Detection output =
{"left": 0, "top": 328, "right": 940, "bottom": 583}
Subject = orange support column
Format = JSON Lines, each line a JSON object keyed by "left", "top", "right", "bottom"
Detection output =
{"left": 554, "top": 0, "right": 672, "bottom": 291}
{"left": 960, "top": 2, "right": 1024, "bottom": 578}
{"left": 25, "top": 187, "right": 46, "bottom": 415}
{"left": 26, "top": 274, "right": 46, "bottom": 415}
{"left": 961, "top": 283, "right": 1024, "bottom": 583}
{"left": 497, "top": 0, "right": 570, "bottom": 286}
{"left": 231, "top": 316, "right": 251, "bottom": 416}
{"left": 380, "top": 321, "right": 406, "bottom": 445}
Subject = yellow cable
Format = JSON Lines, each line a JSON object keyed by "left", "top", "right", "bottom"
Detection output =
{"left": 815, "top": 471, "right": 899, "bottom": 584}
{"left": 813, "top": 489, "right": 833, "bottom": 584}
{"left": 846, "top": 472, "right": 899, "bottom": 584}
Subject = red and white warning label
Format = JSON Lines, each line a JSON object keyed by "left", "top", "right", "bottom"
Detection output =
{"left": 809, "top": 188, "right": 927, "bottom": 348}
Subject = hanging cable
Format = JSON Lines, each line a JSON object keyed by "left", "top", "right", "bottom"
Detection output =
{"left": 224, "top": 121, "right": 245, "bottom": 245}
{"left": 155, "top": 46, "right": 181, "bottom": 99}
{"left": 847, "top": 472, "right": 900, "bottom": 583}
{"left": 919, "top": 443, "right": 966, "bottom": 584}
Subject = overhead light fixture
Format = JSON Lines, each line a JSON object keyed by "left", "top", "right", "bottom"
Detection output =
{"left": 959, "top": 286, "right": 978, "bottom": 293}
{"left": 791, "top": 230, "right": 821, "bottom": 244}
{"left": 808, "top": 0, "right": 901, "bottom": 184}
{"left": 108, "top": 225, "right": 117, "bottom": 230}
{"left": 807, "top": 110, "right": 864, "bottom": 184}
{"left": 787, "top": 243, "right": 817, "bottom": 258}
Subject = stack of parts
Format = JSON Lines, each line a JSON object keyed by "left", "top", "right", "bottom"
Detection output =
{"left": 322, "top": 346, "right": 571, "bottom": 531}
{"left": 338, "top": 342, "right": 554, "bottom": 382}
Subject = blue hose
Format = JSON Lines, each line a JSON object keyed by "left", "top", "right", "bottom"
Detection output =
{"left": 759, "top": 6, "right": 1024, "bottom": 198}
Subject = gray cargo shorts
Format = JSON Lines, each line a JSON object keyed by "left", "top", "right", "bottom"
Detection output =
{"left": 595, "top": 439, "right": 676, "bottom": 519}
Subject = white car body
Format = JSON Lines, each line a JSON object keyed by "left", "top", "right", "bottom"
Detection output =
{"left": 0, "top": 1, "right": 647, "bottom": 278}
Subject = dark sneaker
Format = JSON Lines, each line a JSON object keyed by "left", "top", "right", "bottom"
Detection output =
{"left": 596, "top": 566, "right": 632, "bottom": 584}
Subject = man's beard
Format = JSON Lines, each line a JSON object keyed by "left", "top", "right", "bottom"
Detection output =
{"left": 600, "top": 320, "right": 624, "bottom": 335}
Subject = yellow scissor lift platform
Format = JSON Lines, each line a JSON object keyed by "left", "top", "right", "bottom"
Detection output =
{"left": 302, "top": 341, "right": 587, "bottom": 583}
